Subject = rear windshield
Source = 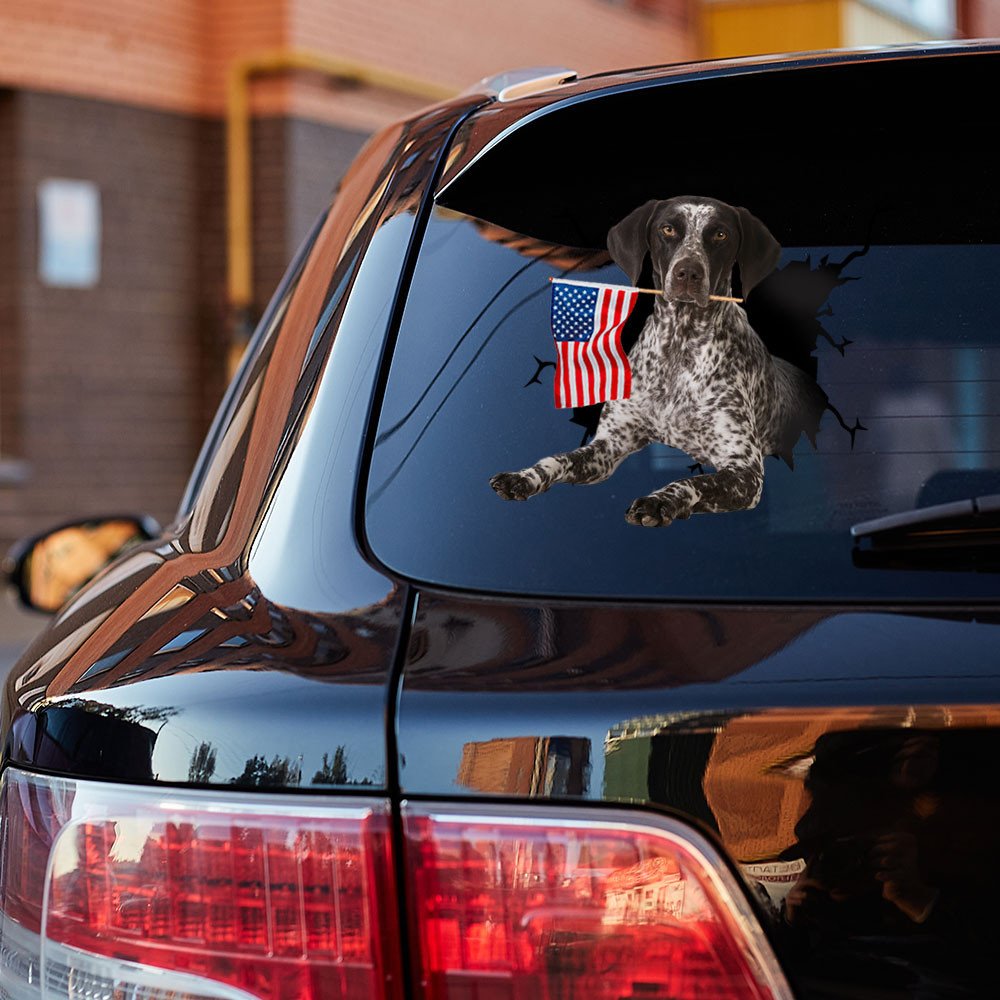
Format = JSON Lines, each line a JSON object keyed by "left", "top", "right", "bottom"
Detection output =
{"left": 364, "top": 57, "right": 1000, "bottom": 601}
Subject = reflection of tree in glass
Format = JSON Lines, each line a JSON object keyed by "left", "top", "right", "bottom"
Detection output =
{"left": 312, "top": 748, "right": 348, "bottom": 785}
{"left": 56, "top": 698, "right": 178, "bottom": 729}
{"left": 230, "top": 754, "right": 302, "bottom": 788}
{"left": 311, "top": 746, "right": 376, "bottom": 787}
{"left": 188, "top": 741, "right": 217, "bottom": 783}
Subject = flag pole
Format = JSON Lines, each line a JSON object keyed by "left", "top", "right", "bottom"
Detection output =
{"left": 548, "top": 276, "right": 743, "bottom": 304}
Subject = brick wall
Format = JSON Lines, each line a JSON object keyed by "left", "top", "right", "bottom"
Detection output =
{"left": 252, "top": 117, "right": 369, "bottom": 311}
{"left": 193, "top": 118, "right": 230, "bottom": 431}
{"left": 0, "top": 0, "right": 697, "bottom": 547}
{"left": 0, "top": 0, "right": 695, "bottom": 130}
{"left": 0, "top": 92, "right": 206, "bottom": 538}
{"left": 959, "top": 0, "right": 1000, "bottom": 37}
{"left": 292, "top": 0, "right": 691, "bottom": 84}
{"left": 0, "top": 94, "right": 22, "bottom": 464}
{"left": 0, "top": 0, "right": 208, "bottom": 114}
{"left": 278, "top": 0, "right": 695, "bottom": 130}
{"left": 0, "top": 87, "right": 373, "bottom": 545}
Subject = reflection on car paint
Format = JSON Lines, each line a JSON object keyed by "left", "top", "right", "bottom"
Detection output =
{"left": 400, "top": 590, "right": 1000, "bottom": 996}
{"left": 3, "top": 99, "right": 487, "bottom": 794}
{"left": 456, "top": 735, "right": 592, "bottom": 797}
{"left": 8, "top": 576, "right": 401, "bottom": 788}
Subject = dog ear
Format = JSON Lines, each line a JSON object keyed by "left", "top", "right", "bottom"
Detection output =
{"left": 607, "top": 200, "right": 658, "bottom": 286}
{"left": 736, "top": 206, "right": 781, "bottom": 297}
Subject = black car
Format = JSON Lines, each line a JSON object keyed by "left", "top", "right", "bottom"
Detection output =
{"left": 2, "top": 42, "right": 999, "bottom": 1000}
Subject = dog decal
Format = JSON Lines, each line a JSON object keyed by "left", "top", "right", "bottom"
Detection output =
{"left": 490, "top": 195, "right": 828, "bottom": 527}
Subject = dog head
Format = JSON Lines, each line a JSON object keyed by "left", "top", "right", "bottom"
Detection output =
{"left": 607, "top": 196, "right": 780, "bottom": 307}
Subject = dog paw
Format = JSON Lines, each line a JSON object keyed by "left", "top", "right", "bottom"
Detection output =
{"left": 490, "top": 471, "right": 540, "bottom": 501}
{"left": 625, "top": 490, "right": 694, "bottom": 527}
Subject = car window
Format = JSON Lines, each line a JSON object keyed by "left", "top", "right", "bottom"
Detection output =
{"left": 363, "top": 58, "right": 1000, "bottom": 601}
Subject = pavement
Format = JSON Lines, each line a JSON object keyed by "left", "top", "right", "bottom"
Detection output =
{"left": 0, "top": 594, "right": 47, "bottom": 679}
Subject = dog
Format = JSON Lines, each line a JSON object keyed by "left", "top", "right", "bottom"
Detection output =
{"left": 490, "top": 195, "right": 826, "bottom": 526}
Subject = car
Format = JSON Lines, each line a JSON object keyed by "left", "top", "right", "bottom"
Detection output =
{"left": 1, "top": 40, "right": 999, "bottom": 1000}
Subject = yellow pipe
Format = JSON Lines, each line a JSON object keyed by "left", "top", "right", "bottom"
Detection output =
{"left": 226, "top": 60, "right": 253, "bottom": 319}
{"left": 225, "top": 50, "right": 456, "bottom": 352}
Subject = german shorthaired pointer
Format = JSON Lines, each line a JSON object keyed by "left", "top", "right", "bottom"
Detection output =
{"left": 490, "top": 195, "right": 826, "bottom": 526}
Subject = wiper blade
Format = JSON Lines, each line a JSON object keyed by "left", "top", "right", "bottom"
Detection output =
{"left": 851, "top": 494, "right": 1000, "bottom": 572}
{"left": 852, "top": 494, "right": 1000, "bottom": 541}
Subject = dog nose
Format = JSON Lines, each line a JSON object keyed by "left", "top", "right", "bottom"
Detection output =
{"left": 673, "top": 258, "right": 704, "bottom": 283}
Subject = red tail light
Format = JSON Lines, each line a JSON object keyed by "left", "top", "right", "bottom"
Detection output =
{"left": 0, "top": 768, "right": 402, "bottom": 1000}
{"left": 403, "top": 804, "right": 789, "bottom": 1000}
{"left": 0, "top": 769, "right": 789, "bottom": 999}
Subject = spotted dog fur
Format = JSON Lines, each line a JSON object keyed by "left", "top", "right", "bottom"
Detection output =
{"left": 490, "top": 196, "right": 826, "bottom": 527}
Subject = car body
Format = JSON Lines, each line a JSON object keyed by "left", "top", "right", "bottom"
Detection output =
{"left": 2, "top": 41, "right": 999, "bottom": 1000}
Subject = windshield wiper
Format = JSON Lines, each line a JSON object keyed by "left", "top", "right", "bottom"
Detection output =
{"left": 851, "top": 494, "right": 1000, "bottom": 571}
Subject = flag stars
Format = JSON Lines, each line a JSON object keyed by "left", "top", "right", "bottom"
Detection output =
{"left": 552, "top": 284, "right": 602, "bottom": 342}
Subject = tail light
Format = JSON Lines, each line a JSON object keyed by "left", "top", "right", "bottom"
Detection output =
{"left": 0, "top": 768, "right": 789, "bottom": 1000}
{"left": 403, "top": 804, "right": 789, "bottom": 1000}
{"left": 0, "top": 768, "right": 401, "bottom": 999}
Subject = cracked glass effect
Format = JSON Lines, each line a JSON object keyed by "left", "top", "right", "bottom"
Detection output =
{"left": 364, "top": 204, "right": 1000, "bottom": 600}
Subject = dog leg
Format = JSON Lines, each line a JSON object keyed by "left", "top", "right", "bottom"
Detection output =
{"left": 491, "top": 433, "right": 644, "bottom": 501}
{"left": 625, "top": 461, "right": 764, "bottom": 527}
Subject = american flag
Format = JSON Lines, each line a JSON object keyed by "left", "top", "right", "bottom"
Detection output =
{"left": 551, "top": 279, "right": 638, "bottom": 409}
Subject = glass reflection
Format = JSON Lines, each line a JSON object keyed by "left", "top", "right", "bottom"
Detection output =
{"left": 23, "top": 518, "right": 148, "bottom": 613}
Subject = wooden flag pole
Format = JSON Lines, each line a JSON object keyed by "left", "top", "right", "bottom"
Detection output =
{"left": 548, "top": 277, "right": 743, "bottom": 304}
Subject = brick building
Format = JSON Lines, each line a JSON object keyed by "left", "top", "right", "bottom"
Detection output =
{"left": 0, "top": 0, "right": 695, "bottom": 545}
{"left": 0, "top": 0, "right": 992, "bottom": 548}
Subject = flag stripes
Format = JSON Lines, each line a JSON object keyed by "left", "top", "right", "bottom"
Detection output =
{"left": 551, "top": 280, "right": 637, "bottom": 409}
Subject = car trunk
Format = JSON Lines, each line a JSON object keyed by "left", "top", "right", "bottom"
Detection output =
{"left": 398, "top": 589, "right": 1000, "bottom": 999}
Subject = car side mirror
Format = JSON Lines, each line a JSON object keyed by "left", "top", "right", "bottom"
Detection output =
{"left": 4, "top": 515, "right": 161, "bottom": 614}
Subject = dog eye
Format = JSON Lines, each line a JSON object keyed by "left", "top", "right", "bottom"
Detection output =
{"left": 713, "top": 229, "right": 728, "bottom": 242}
{"left": 660, "top": 224, "right": 675, "bottom": 237}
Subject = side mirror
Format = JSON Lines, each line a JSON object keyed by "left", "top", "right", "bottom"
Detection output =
{"left": 4, "top": 515, "right": 161, "bottom": 614}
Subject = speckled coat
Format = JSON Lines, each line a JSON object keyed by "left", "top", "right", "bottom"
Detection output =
{"left": 491, "top": 197, "right": 827, "bottom": 527}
